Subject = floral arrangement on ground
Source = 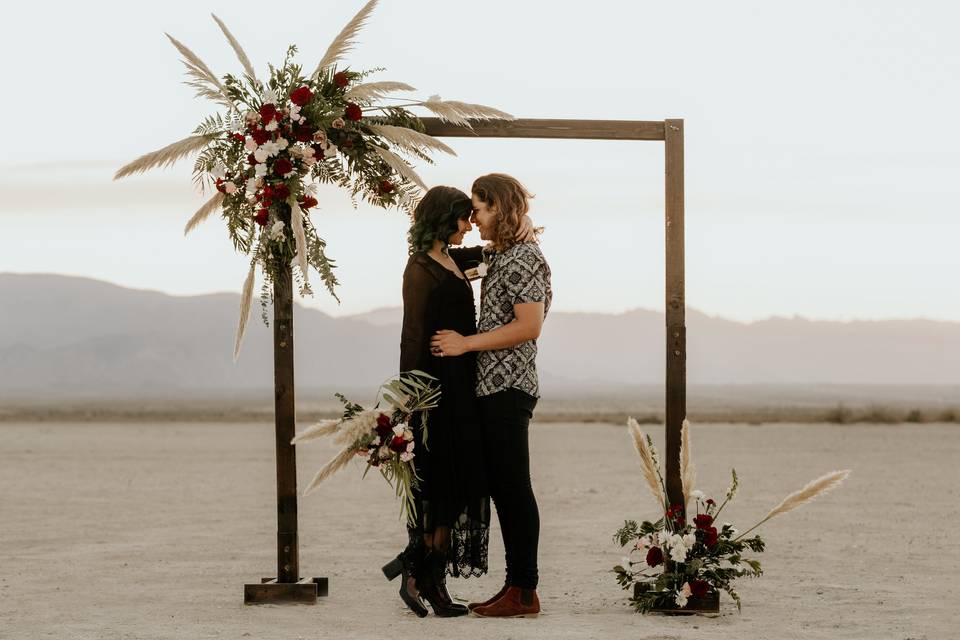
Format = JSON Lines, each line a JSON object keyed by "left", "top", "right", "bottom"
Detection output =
{"left": 613, "top": 418, "right": 850, "bottom": 613}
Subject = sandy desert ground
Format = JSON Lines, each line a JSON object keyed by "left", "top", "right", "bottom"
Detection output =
{"left": 1, "top": 421, "right": 956, "bottom": 640}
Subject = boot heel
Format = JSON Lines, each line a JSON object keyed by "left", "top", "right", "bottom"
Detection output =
{"left": 382, "top": 556, "right": 403, "bottom": 581}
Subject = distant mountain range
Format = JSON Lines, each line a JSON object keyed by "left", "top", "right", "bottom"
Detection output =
{"left": 1, "top": 273, "right": 958, "bottom": 396}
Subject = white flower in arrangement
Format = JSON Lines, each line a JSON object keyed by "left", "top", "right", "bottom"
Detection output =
{"left": 244, "top": 137, "right": 258, "bottom": 153}
{"left": 690, "top": 489, "right": 705, "bottom": 502}
{"left": 211, "top": 162, "right": 227, "bottom": 180}
{"left": 264, "top": 119, "right": 279, "bottom": 132}
{"left": 405, "top": 440, "right": 415, "bottom": 453}
{"left": 667, "top": 534, "right": 689, "bottom": 563}
{"left": 269, "top": 220, "right": 285, "bottom": 241}
{"left": 261, "top": 88, "right": 278, "bottom": 104}
{"left": 254, "top": 164, "right": 268, "bottom": 178}
{"left": 403, "top": 429, "right": 413, "bottom": 441}
{"left": 313, "top": 131, "right": 328, "bottom": 144}
{"left": 325, "top": 143, "right": 339, "bottom": 157}
{"left": 392, "top": 424, "right": 405, "bottom": 437}
{"left": 277, "top": 137, "right": 289, "bottom": 151}
{"left": 675, "top": 582, "right": 692, "bottom": 607}
{"left": 253, "top": 147, "right": 270, "bottom": 164}
{"left": 682, "top": 532, "right": 696, "bottom": 548}
{"left": 331, "top": 117, "right": 345, "bottom": 129}
{"left": 260, "top": 140, "right": 281, "bottom": 157}
{"left": 400, "top": 451, "right": 414, "bottom": 462}
{"left": 223, "top": 181, "right": 237, "bottom": 195}
{"left": 245, "top": 177, "right": 258, "bottom": 194}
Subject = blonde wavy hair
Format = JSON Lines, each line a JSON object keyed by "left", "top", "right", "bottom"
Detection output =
{"left": 471, "top": 173, "right": 534, "bottom": 251}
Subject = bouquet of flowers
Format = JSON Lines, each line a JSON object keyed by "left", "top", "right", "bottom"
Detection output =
{"left": 114, "top": 1, "right": 512, "bottom": 358}
{"left": 291, "top": 370, "right": 440, "bottom": 526}
{"left": 613, "top": 418, "right": 850, "bottom": 613}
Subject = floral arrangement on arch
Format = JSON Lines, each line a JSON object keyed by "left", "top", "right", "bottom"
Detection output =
{"left": 113, "top": 0, "right": 512, "bottom": 358}
{"left": 291, "top": 370, "right": 440, "bottom": 526}
{"left": 613, "top": 418, "right": 850, "bottom": 613}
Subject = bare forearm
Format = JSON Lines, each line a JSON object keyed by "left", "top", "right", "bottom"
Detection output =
{"left": 465, "top": 320, "right": 539, "bottom": 352}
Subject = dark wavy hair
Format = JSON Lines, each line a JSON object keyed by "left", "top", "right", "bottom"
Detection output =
{"left": 407, "top": 185, "right": 472, "bottom": 255}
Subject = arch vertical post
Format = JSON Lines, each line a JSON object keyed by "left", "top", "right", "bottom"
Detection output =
{"left": 664, "top": 119, "right": 686, "bottom": 513}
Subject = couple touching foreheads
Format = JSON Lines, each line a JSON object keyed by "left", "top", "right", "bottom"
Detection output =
{"left": 380, "top": 173, "right": 552, "bottom": 618}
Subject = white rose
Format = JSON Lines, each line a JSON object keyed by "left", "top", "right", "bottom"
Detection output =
{"left": 223, "top": 181, "right": 237, "bottom": 195}
{"left": 331, "top": 117, "right": 345, "bottom": 129}
{"left": 211, "top": 162, "right": 227, "bottom": 180}
{"left": 403, "top": 429, "right": 413, "bottom": 441}
{"left": 245, "top": 177, "right": 258, "bottom": 193}
{"left": 405, "top": 440, "right": 415, "bottom": 453}
{"left": 392, "top": 424, "right": 405, "bottom": 437}
{"left": 244, "top": 138, "right": 258, "bottom": 153}
{"left": 682, "top": 532, "right": 696, "bottom": 547}
{"left": 277, "top": 137, "right": 289, "bottom": 150}
{"left": 254, "top": 148, "right": 269, "bottom": 163}
{"left": 400, "top": 452, "right": 414, "bottom": 462}
{"left": 254, "top": 164, "right": 268, "bottom": 178}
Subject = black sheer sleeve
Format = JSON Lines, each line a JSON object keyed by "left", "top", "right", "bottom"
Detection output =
{"left": 400, "top": 256, "right": 439, "bottom": 374}
{"left": 448, "top": 246, "right": 484, "bottom": 271}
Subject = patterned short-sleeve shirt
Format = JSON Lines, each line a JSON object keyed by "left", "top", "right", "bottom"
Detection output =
{"left": 476, "top": 242, "right": 552, "bottom": 398}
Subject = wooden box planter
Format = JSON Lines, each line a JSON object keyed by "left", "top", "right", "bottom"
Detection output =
{"left": 634, "top": 583, "right": 720, "bottom": 614}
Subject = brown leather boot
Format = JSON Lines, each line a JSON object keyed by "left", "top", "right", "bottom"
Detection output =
{"left": 472, "top": 586, "right": 540, "bottom": 618}
{"left": 468, "top": 583, "right": 509, "bottom": 612}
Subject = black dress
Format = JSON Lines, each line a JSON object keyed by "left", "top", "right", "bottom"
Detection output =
{"left": 400, "top": 247, "right": 489, "bottom": 578}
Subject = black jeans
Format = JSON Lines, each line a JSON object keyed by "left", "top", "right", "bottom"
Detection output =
{"left": 478, "top": 388, "right": 539, "bottom": 590}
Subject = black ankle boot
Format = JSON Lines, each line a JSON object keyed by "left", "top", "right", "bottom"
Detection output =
{"left": 417, "top": 551, "right": 469, "bottom": 617}
{"left": 384, "top": 542, "right": 427, "bottom": 617}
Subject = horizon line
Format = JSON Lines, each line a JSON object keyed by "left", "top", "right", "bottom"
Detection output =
{"left": 3, "top": 271, "right": 958, "bottom": 326}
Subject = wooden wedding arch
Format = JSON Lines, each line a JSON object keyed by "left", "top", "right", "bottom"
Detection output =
{"left": 245, "top": 117, "right": 687, "bottom": 604}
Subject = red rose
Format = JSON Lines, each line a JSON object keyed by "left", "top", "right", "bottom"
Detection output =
{"left": 254, "top": 208, "right": 269, "bottom": 226}
{"left": 294, "top": 124, "right": 315, "bottom": 143}
{"left": 251, "top": 128, "right": 270, "bottom": 145}
{"left": 379, "top": 180, "right": 394, "bottom": 194}
{"left": 344, "top": 102, "right": 362, "bottom": 121}
{"left": 259, "top": 103, "right": 278, "bottom": 124}
{"left": 694, "top": 514, "right": 714, "bottom": 529}
{"left": 375, "top": 414, "right": 393, "bottom": 439}
{"left": 290, "top": 85, "right": 313, "bottom": 106}
{"left": 299, "top": 196, "right": 318, "bottom": 210}
{"left": 389, "top": 435, "right": 407, "bottom": 453}
{"left": 333, "top": 71, "right": 349, "bottom": 88}
{"left": 215, "top": 178, "right": 226, "bottom": 193}
{"left": 645, "top": 546, "right": 664, "bottom": 567}
{"left": 704, "top": 526, "right": 718, "bottom": 548}
{"left": 272, "top": 183, "right": 290, "bottom": 201}
{"left": 311, "top": 143, "right": 326, "bottom": 159}
{"left": 247, "top": 153, "right": 258, "bottom": 166}
{"left": 231, "top": 133, "right": 245, "bottom": 142}
{"left": 273, "top": 158, "right": 293, "bottom": 177}
{"left": 690, "top": 579, "right": 711, "bottom": 599}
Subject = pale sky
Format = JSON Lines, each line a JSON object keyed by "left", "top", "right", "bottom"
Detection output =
{"left": 2, "top": 0, "right": 958, "bottom": 321}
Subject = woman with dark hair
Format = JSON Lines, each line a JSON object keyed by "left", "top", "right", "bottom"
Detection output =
{"left": 382, "top": 185, "right": 533, "bottom": 617}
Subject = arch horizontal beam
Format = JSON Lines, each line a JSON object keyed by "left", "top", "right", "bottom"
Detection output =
{"left": 421, "top": 118, "right": 665, "bottom": 141}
